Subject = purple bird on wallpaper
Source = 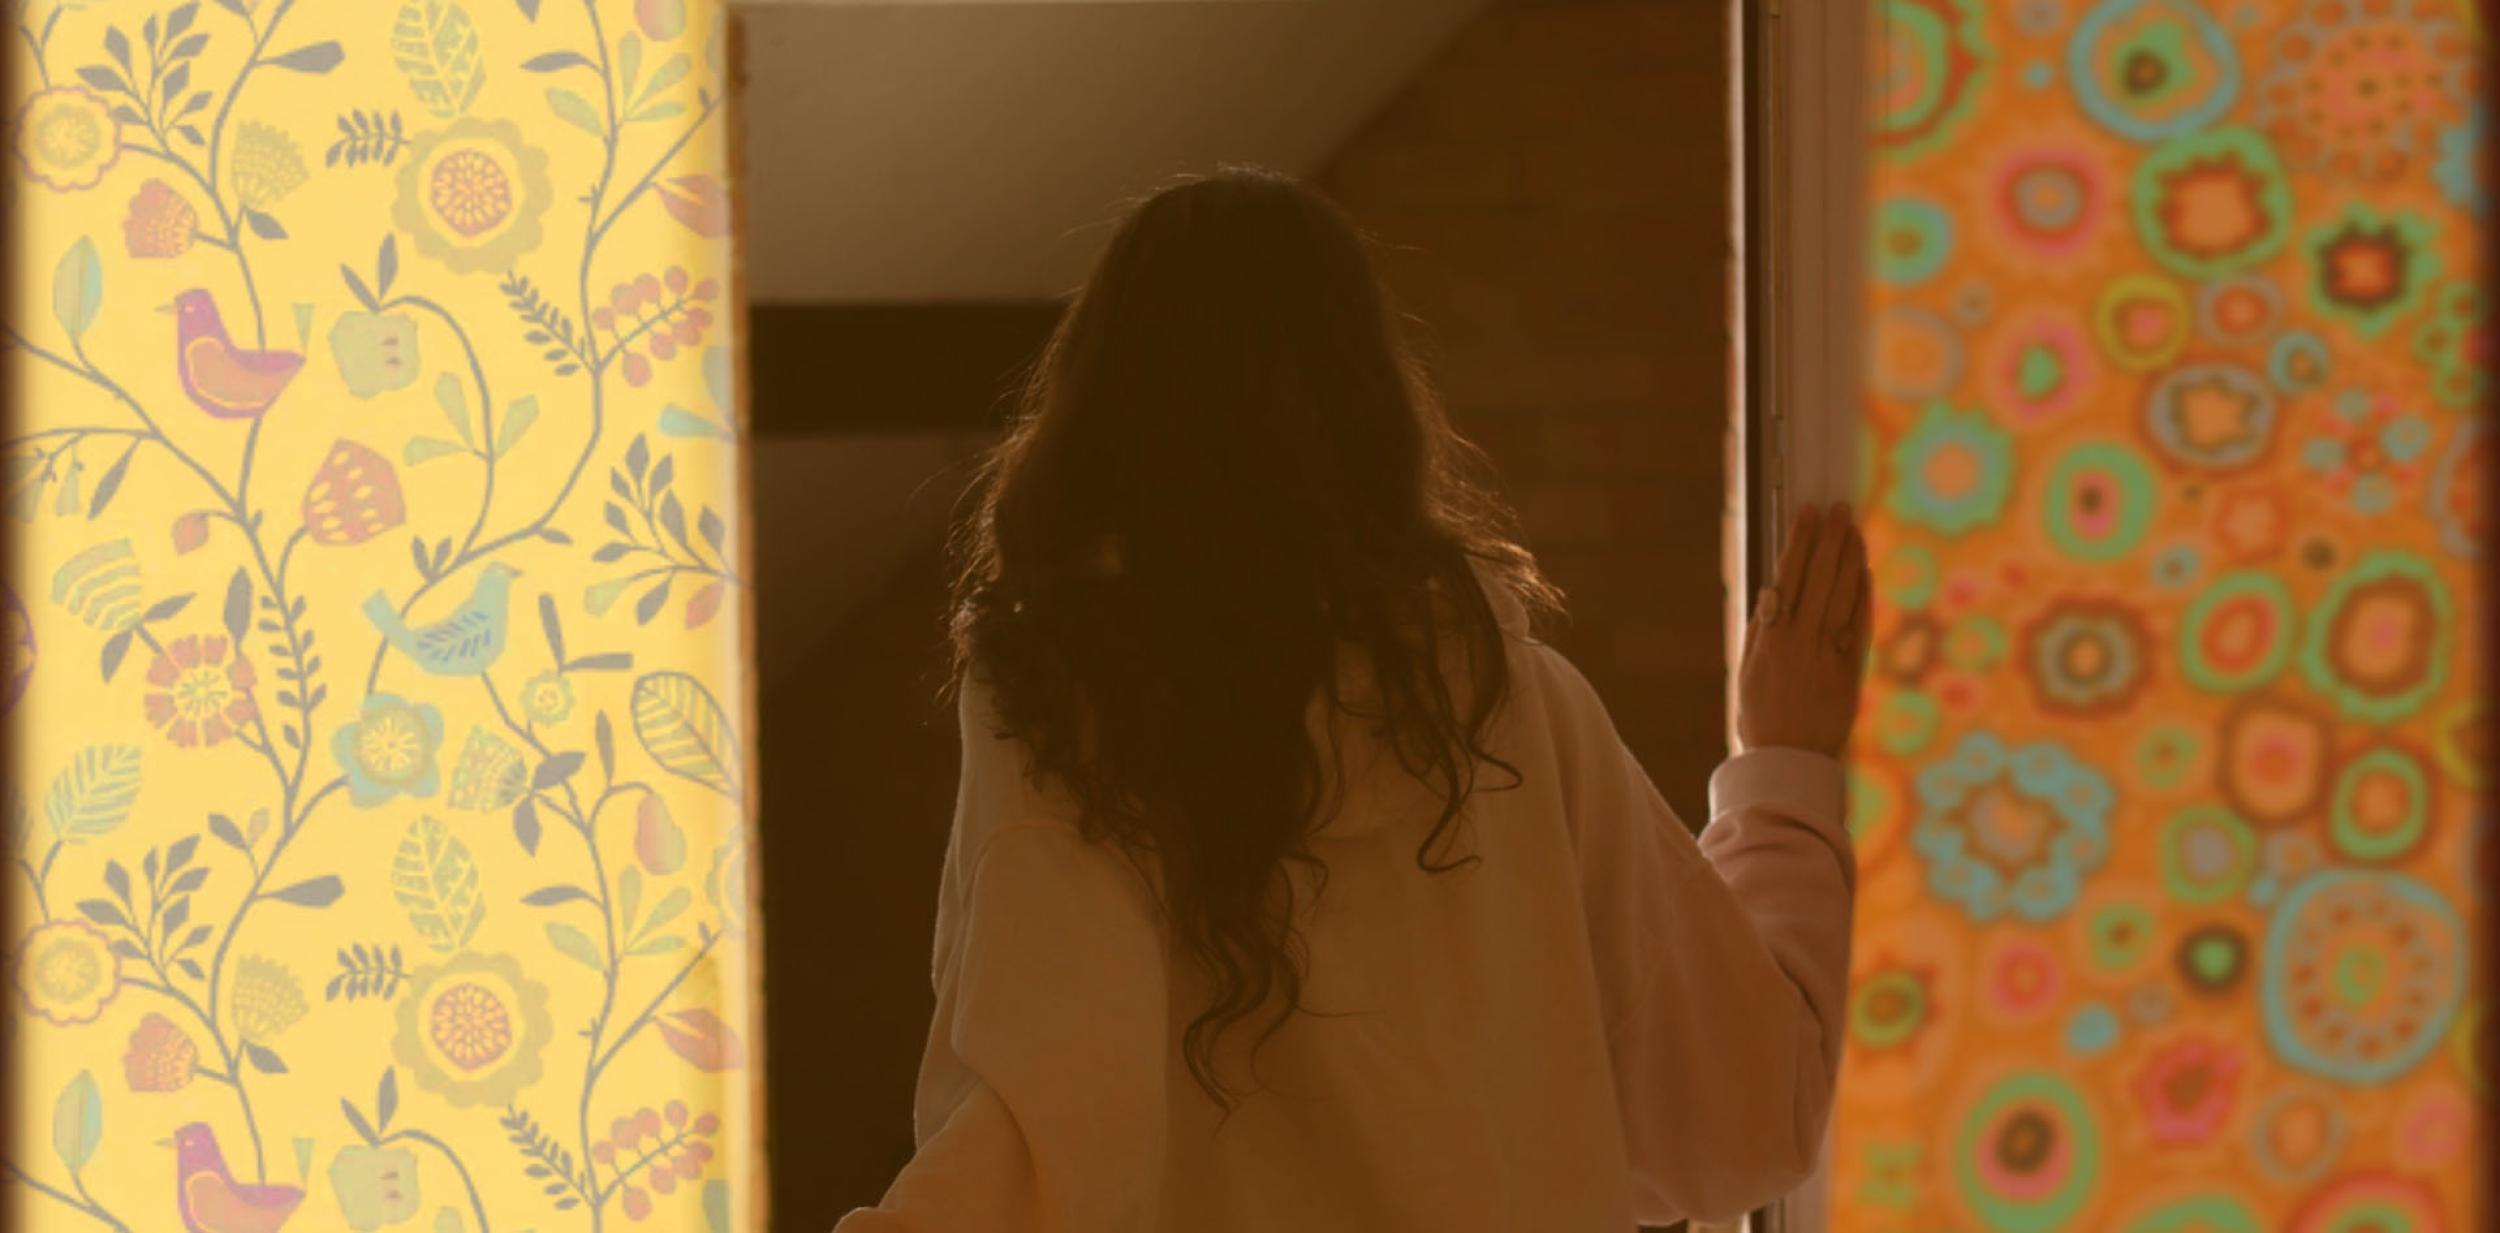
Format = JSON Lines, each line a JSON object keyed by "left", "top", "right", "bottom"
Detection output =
{"left": 163, "top": 1122, "right": 304, "bottom": 1232}
{"left": 170, "top": 290, "right": 304, "bottom": 420}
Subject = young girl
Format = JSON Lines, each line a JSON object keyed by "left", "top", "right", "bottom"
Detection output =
{"left": 835, "top": 167, "right": 1867, "bottom": 1232}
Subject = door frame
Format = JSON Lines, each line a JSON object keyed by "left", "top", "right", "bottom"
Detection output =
{"left": 1732, "top": 0, "right": 1869, "bottom": 1229}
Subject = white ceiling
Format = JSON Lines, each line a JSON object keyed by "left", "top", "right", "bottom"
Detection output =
{"left": 737, "top": 0, "right": 1493, "bottom": 302}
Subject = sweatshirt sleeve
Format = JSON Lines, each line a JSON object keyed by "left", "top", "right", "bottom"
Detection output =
{"left": 1530, "top": 643, "right": 1854, "bottom": 1226}
{"left": 834, "top": 694, "right": 1169, "bottom": 1233}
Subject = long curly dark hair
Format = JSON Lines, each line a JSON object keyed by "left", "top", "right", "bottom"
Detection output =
{"left": 947, "top": 166, "right": 1561, "bottom": 1110}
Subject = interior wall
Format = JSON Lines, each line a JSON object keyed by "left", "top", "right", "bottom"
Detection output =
{"left": 4, "top": 1, "right": 757, "bottom": 1229}
{"left": 1835, "top": 1, "right": 2489, "bottom": 1227}
{"left": 1315, "top": 0, "right": 1735, "bottom": 820}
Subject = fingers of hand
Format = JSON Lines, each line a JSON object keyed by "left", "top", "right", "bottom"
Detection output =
{"left": 1800, "top": 502, "right": 1851, "bottom": 632}
{"left": 1775, "top": 505, "right": 1821, "bottom": 623}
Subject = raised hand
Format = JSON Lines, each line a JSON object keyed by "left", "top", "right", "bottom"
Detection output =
{"left": 1736, "top": 502, "right": 1872, "bottom": 759}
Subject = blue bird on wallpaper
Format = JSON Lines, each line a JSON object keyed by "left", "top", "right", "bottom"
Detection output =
{"left": 363, "top": 562, "right": 521, "bottom": 675}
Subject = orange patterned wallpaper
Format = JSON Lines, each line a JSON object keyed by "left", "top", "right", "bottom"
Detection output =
{"left": 1837, "top": 0, "right": 2486, "bottom": 1229}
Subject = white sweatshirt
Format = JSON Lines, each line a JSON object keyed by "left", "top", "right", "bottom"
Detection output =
{"left": 835, "top": 575, "right": 1855, "bottom": 1232}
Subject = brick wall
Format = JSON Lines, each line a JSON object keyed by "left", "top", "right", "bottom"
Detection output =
{"left": 1315, "top": 0, "right": 1734, "bottom": 820}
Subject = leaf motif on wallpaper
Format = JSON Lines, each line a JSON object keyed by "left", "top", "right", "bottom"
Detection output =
{"left": 391, "top": 814, "right": 484, "bottom": 951}
{"left": 326, "top": 108, "right": 410, "bottom": 168}
{"left": 631, "top": 670, "right": 739, "bottom": 798}
{"left": 52, "top": 237, "right": 102, "bottom": 338}
{"left": 46, "top": 745, "right": 143, "bottom": 841}
{"left": 49, "top": 538, "right": 143, "bottom": 631}
{"left": 51, "top": 1070, "right": 102, "bottom": 1173}
{"left": 653, "top": 174, "right": 728, "bottom": 236}
{"left": 653, "top": 1007, "right": 744, "bottom": 1071}
{"left": 391, "top": 0, "right": 485, "bottom": 119}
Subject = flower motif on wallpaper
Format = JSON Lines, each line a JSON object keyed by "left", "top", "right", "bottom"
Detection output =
{"left": 303, "top": 440, "right": 411, "bottom": 545}
{"left": 2132, "top": 1034, "right": 2244, "bottom": 1146}
{"left": 393, "top": 950, "right": 554, "bottom": 1107}
{"left": 1887, "top": 402, "right": 2013, "bottom": 535}
{"left": 142, "top": 634, "right": 260, "bottom": 748}
{"left": 2299, "top": 386, "right": 2433, "bottom": 515}
{"left": 1875, "top": 0, "right": 1990, "bottom": 160}
{"left": 394, "top": 116, "right": 554, "bottom": 274}
{"left": 232, "top": 955, "right": 310, "bottom": 1042}
{"left": 2253, "top": 0, "right": 2473, "bottom": 181}
{"left": 2131, "top": 126, "right": 2292, "bottom": 279}
{"left": 2019, "top": 596, "right": 2154, "bottom": 716}
{"left": 2300, "top": 549, "right": 2451, "bottom": 725}
{"left": 229, "top": 120, "right": 309, "bottom": 211}
{"left": 123, "top": 179, "right": 202, "bottom": 258}
{"left": 335, "top": 693, "right": 446, "bottom": 806}
{"left": 522, "top": 670, "right": 576, "bottom": 724}
{"left": 14, "top": 84, "right": 121, "bottom": 190}
{"left": 2305, "top": 203, "right": 2441, "bottom": 339}
{"left": 14, "top": 918, "right": 122, "bottom": 1026}
{"left": 1913, "top": 732, "right": 2115, "bottom": 923}
{"left": 2143, "top": 361, "right": 2279, "bottom": 472}
{"left": 124, "top": 1013, "right": 202, "bottom": 1093}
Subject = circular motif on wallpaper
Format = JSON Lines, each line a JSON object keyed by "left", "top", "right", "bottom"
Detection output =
{"left": 1874, "top": 305, "right": 1966, "bottom": 402}
{"left": 1950, "top": 1070, "right": 2102, "bottom": 1233}
{"left": 2120, "top": 1192, "right": 2266, "bottom": 1233}
{"left": 2093, "top": 272, "right": 2192, "bottom": 371}
{"left": 1877, "top": 0, "right": 1991, "bottom": 160}
{"left": 1914, "top": 732, "right": 2114, "bottom": 923}
{"left": 2261, "top": 870, "right": 2463, "bottom": 1085}
{"left": 2426, "top": 415, "right": 2486, "bottom": 559}
{"left": 2069, "top": 0, "right": 2241, "bottom": 142}
{"left": 2149, "top": 542, "right": 2203, "bottom": 589}
{"left": 1880, "top": 544, "right": 1939, "bottom": 607}
{"left": 2197, "top": 274, "right": 2284, "bottom": 346}
{"left": 2287, "top": 1172, "right": 2445, "bottom": 1233}
{"left": 2299, "top": 549, "right": 2450, "bottom": 724}
{"left": 2268, "top": 329, "right": 2333, "bottom": 393}
{"left": 2130, "top": 722, "right": 2204, "bottom": 793}
{"left": 2248, "top": 1082, "right": 2348, "bottom": 1185}
{"left": 1979, "top": 931, "right": 2064, "bottom": 1023}
{"left": 1888, "top": 402, "right": 2013, "bottom": 536}
{"left": 1943, "top": 615, "right": 2006, "bottom": 673}
{"left": 1989, "top": 144, "right": 2109, "bottom": 260}
{"left": 1985, "top": 307, "right": 2099, "bottom": 426}
{"left": 2216, "top": 694, "right": 2334, "bottom": 826}
{"left": 2175, "top": 922, "right": 2249, "bottom": 996}
{"left": 2159, "top": 806, "right": 2255, "bottom": 904}
{"left": 2431, "top": 698, "right": 2486, "bottom": 789}
{"left": 1875, "top": 196, "right": 1956, "bottom": 285}
{"left": 2018, "top": 596, "right": 2152, "bottom": 715}
{"left": 2177, "top": 569, "right": 2295, "bottom": 692}
{"left": 1847, "top": 762, "right": 1906, "bottom": 874}
{"left": 2327, "top": 744, "right": 2433, "bottom": 864}
{"left": 2132, "top": 126, "right": 2294, "bottom": 279}
{"left": 2305, "top": 203, "right": 2442, "bottom": 340}
{"left": 2254, "top": 0, "right": 2474, "bottom": 183}
{"left": 2393, "top": 1084, "right": 2472, "bottom": 1170}
{"left": 2040, "top": 441, "right": 2156, "bottom": 561}
{"left": 2143, "top": 362, "right": 2279, "bottom": 472}
{"left": 1843, "top": 912, "right": 1968, "bottom": 1105}
{"left": 1875, "top": 690, "right": 1941, "bottom": 757}
{"left": 2079, "top": 893, "right": 2159, "bottom": 976}
{"left": 1879, "top": 611, "right": 1945, "bottom": 686}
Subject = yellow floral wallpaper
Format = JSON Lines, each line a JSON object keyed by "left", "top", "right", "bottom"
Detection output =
{"left": 1838, "top": 0, "right": 2484, "bottom": 1229}
{"left": 4, "top": 1, "right": 756, "bottom": 1229}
